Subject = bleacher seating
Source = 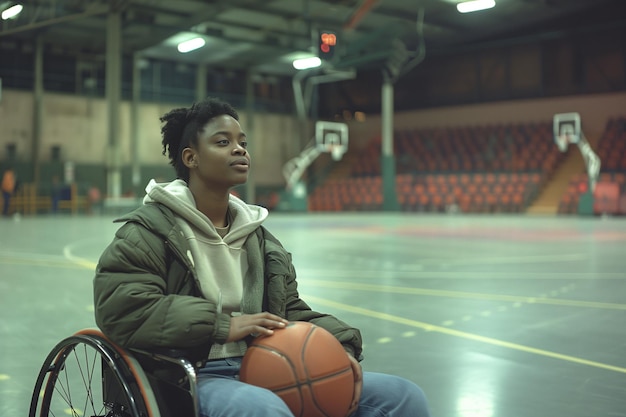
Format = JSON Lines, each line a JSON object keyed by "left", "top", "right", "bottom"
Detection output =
{"left": 596, "top": 117, "right": 626, "bottom": 172}
{"left": 309, "top": 121, "right": 559, "bottom": 213}
{"left": 558, "top": 172, "right": 626, "bottom": 215}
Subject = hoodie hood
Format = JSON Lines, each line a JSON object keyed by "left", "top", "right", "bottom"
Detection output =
{"left": 143, "top": 179, "right": 268, "bottom": 245}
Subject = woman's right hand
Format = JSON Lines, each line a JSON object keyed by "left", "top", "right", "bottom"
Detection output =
{"left": 226, "top": 312, "right": 288, "bottom": 342}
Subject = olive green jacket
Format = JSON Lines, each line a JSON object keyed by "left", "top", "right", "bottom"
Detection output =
{"left": 94, "top": 203, "right": 362, "bottom": 364}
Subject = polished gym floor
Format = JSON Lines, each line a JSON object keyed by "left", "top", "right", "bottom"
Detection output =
{"left": 1, "top": 212, "right": 625, "bottom": 417}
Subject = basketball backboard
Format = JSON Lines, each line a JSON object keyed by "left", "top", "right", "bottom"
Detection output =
{"left": 553, "top": 112, "right": 581, "bottom": 152}
{"left": 315, "top": 121, "right": 348, "bottom": 160}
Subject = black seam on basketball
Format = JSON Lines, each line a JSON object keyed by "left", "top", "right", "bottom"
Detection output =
{"left": 244, "top": 323, "right": 352, "bottom": 417}
{"left": 302, "top": 327, "right": 351, "bottom": 417}
{"left": 246, "top": 343, "right": 305, "bottom": 414}
{"left": 301, "top": 326, "right": 351, "bottom": 381}
{"left": 271, "top": 367, "right": 352, "bottom": 391}
{"left": 305, "top": 367, "right": 352, "bottom": 417}
{"left": 301, "top": 326, "right": 315, "bottom": 379}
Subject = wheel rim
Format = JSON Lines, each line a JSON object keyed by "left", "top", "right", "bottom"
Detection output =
{"left": 32, "top": 336, "right": 146, "bottom": 417}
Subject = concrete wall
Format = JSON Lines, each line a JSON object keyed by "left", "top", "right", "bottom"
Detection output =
{"left": 0, "top": 90, "right": 301, "bottom": 186}
{"left": 2, "top": 89, "right": 625, "bottom": 188}
{"left": 348, "top": 92, "right": 626, "bottom": 149}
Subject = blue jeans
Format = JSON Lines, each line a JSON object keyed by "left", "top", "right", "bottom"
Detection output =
{"left": 196, "top": 357, "right": 431, "bottom": 417}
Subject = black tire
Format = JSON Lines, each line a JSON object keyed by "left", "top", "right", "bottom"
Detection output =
{"left": 29, "top": 332, "right": 152, "bottom": 417}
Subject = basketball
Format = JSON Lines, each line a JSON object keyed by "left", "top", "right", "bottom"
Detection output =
{"left": 240, "top": 321, "right": 356, "bottom": 417}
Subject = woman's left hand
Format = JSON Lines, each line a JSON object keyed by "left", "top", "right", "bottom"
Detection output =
{"left": 346, "top": 353, "right": 363, "bottom": 416}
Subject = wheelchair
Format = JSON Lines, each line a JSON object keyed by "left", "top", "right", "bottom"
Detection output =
{"left": 29, "top": 328, "right": 199, "bottom": 417}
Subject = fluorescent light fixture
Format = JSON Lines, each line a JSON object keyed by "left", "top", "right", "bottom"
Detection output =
{"left": 293, "top": 56, "right": 322, "bottom": 70}
{"left": 1, "top": 3, "right": 23, "bottom": 20}
{"left": 177, "top": 37, "right": 206, "bottom": 53}
{"left": 457, "top": 0, "right": 495, "bottom": 13}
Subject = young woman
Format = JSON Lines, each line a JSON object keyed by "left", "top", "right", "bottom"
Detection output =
{"left": 93, "top": 97, "right": 431, "bottom": 417}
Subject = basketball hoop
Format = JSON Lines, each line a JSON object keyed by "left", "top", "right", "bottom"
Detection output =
{"left": 552, "top": 112, "right": 601, "bottom": 192}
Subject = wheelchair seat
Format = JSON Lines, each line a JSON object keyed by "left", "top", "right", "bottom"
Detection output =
{"left": 29, "top": 328, "right": 199, "bottom": 417}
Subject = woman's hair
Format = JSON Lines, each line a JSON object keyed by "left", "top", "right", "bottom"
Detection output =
{"left": 160, "top": 97, "right": 239, "bottom": 182}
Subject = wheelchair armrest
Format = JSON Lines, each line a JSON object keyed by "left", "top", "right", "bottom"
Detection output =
{"left": 129, "top": 348, "right": 199, "bottom": 417}
{"left": 131, "top": 347, "right": 207, "bottom": 369}
{"left": 130, "top": 348, "right": 197, "bottom": 381}
{"left": 133, "top": 347, "right": 189, "bottom": 359}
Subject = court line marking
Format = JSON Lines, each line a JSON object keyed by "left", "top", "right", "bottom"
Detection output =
{"left": 304, "top": 295, "right": 626, "bottom": 375}
{"left": 0, "top": 245, "right": 100, "bottom": 271}
{"left": 62, "top": 247, "right": 99, "bottom": 270}
{"left": 58, "top": 247, "right": 621, "bottom": 308}
{"left": 300, "top": 268, "right": 626, "bottom": 280}
{"left": 11, "top": 254, "right": 620, "bottom": 283}
{"left": 56, "top": 251, "right": 626, "bottom": 373}
{"left": 44, "top": 249, "right": 626, "bottom": 310}
{"left": 329, "top": 252, "right": 588, "bottom": 266}
{"left": 304, "top": 280, "right": 626, "bottom": 310}
{"left": 3, "top": 249, "right": 622, "bottom": 280}
{"left": 0, "top": 256, "right": 87, "bottom": 270}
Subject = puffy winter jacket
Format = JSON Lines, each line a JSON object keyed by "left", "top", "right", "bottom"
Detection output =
{"left": 94, "top": 203, "right": 363, "bottom": 365}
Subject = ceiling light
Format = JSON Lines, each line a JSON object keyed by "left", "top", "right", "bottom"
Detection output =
{"left": 1, "top": 3, "right": 23, "bottom": 20}
{"left": 177, "top": 37, "right": 206, "bottom": 53}
{"left": 457, "top": 0, "right": 495, "bottom": 13}
{"left": 293, "top": 56, "right": 322, "bottom": 70}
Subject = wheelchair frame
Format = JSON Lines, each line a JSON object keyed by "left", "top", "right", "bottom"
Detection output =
{"left": 28, "top": 328, "right": 198, "bottom": 417}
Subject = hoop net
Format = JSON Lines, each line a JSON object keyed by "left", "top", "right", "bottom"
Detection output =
{"left": 556, "top": 134, "right": 569, "bottom": 152}
{"left": 329, "top": 145, "right": 345, "bottom": 161}
{"left": 556, "top": 131, "right": 580, "bottom": 152}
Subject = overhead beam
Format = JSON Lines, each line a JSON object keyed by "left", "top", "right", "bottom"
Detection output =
{"left": 226, "top": 2, "right": 370, "bottom": 33}
{"left": 0, "top": 3, "right": 109, "bottom": 37}
{"left": 344, "top": 0, "right": 380, "bottom": 30}
{"left": 374, "top": 5, "right": 464, "bottom": 33}
{"left": 121, "top": 0, "right": 277, "bottom": 51}
{"left": 132, "top": 22, "right": 309, "bottom": 55}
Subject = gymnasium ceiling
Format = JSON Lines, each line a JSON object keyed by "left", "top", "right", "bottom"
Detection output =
{"left": 0, "top": 0, "right": 624, "bottom": 77}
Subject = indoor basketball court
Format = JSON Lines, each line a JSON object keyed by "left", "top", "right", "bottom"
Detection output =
{"left": 1, "top": 1, "right": 626, "bottom": 416}
{"left": 1, "top": 212, "right": 624, "bottom": 417}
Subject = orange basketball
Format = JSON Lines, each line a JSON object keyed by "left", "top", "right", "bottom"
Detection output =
{"left": 240, "top": 321, "right": 355, "bottom": 417}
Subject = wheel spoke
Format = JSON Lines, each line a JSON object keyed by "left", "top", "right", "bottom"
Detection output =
{"left": 30, "top": 335, "right": 146, "bottom": 417}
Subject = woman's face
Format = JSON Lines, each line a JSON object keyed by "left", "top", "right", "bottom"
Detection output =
{"left": 186, "top": 114, "right": 250, "bottom": 190}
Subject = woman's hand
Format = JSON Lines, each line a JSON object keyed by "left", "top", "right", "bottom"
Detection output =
{"left": 347, "top": 353, "right": 363, "bottom": 416}
{"left": 226, "top": 312, "right": 288, "bottom": 343}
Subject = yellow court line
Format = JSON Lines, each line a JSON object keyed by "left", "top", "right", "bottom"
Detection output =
{"left": 302, "top": 269, "right": 626, "bottom": 280}
{"left": 62, "top": 249, "right": 98, "bottom": 270}
{"left": 0, "top": 257, "right": 88, "bottom": 270}
{"left": 306, "top": 280, "right": 626, "bottom": 310}
{"left": 71, "top": 259, "right": 98, "bottom": 270}
{"left": 304, "top": 295, "right": 626, "bottom": 374}
{"left": 58, "top": 252, "right": 626, "bottom": 373}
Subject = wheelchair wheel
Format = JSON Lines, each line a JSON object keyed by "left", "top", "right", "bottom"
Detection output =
{"left": 29, "top": 330, "right": 158, "bottom": 417}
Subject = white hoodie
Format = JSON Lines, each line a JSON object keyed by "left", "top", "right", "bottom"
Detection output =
{"left": 143, "top": 179, "right": 269, "bottom": 358}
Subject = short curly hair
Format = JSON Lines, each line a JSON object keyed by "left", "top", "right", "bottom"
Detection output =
{"left": 160, "top": 97, "right": 239, "bottom": 182}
